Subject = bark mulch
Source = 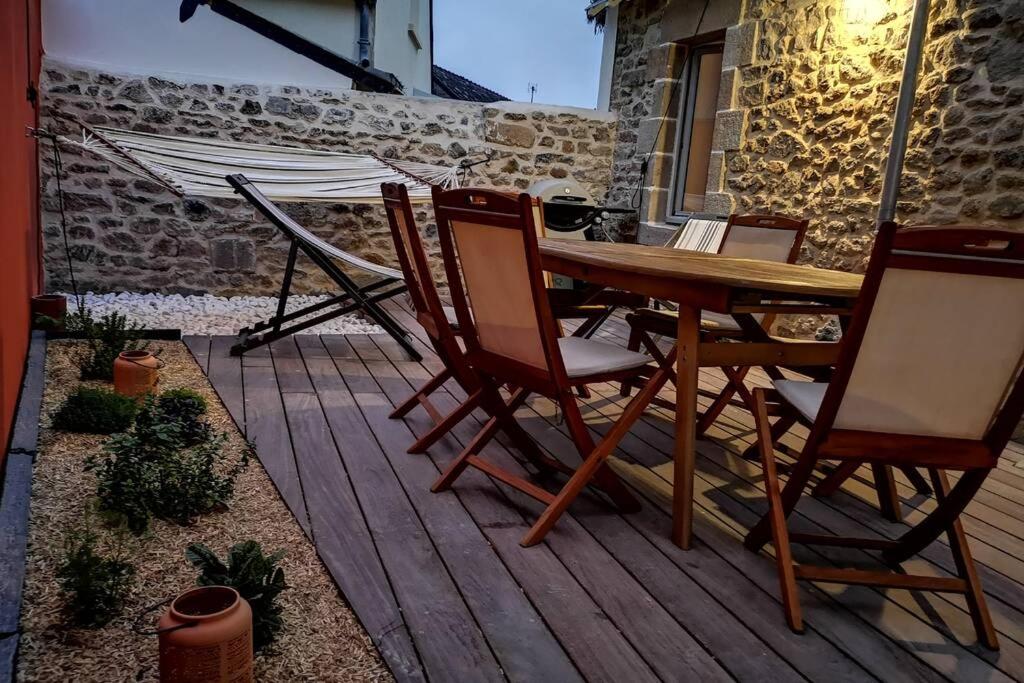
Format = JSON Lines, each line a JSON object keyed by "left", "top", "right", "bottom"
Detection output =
{"left": 17, "top": 340, "right": 392, "bottom": 682}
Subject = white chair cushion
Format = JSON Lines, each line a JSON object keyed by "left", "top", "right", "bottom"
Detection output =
{"left": 558, "top": 337, "right": 651, "bottom": 378}
{"left": 635, "top": 308, "right": 764, "bottom": 333}
{"left": 442, "top": 305, "right": 459, "bottom": 326}
{"left": 774, "top": 380, "right": 828, "bottom": 423}
{"left": 700, "top": 311, "right": 742, "bottom": 332}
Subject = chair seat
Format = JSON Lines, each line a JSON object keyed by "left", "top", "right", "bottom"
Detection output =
{"left": 558, "top": 337, "right": 651, "bottom": 378}
{"left": 774, "top": 379, "right": 828, "bottom": 423}
{"left": 633, "top": 307, "right": 764, "bottom": 333}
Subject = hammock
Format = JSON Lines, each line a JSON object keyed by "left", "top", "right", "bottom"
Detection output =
{"left": 59, "top": 125, "right": 460, "bottom": 204}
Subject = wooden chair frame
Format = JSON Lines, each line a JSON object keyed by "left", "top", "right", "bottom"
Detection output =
{"left": 381, "top": 185, "right": 641, "bottom": 450}
{"left": 381, "top": 182, "right": 483, "bottom": 454}
{"left": 743, "top": 222, "right": 1024, "bottom": 650}
{"left": 429, "top": 187, "right": 674, "bottom": 546}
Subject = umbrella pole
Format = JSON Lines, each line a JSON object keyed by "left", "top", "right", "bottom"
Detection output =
{"left": 877, "top": 0, "right": 931, "bottom": 223}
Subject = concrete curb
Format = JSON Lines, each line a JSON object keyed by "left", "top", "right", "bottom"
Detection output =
{"left": 0, "top": 331, "right": 47, "bottom": 682}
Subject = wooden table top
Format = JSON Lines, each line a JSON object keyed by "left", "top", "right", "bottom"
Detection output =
{"left": 539, "top": 238, "right": 863, "bottom": 302}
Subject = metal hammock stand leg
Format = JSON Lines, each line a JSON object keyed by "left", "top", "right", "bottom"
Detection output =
{"left": 227, "top": 174, "right": 421, "bottom": 360}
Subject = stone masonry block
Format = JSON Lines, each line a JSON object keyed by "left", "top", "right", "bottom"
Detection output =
{"left": 485, "top": 121, "right": 537, "bottom": 148}
{"left": 712, "top": 110, "right": 746, "bottom": 152}
{"left": 723, "top": 21, "right": 758, "bottom": 69}
{"left": 210, "top": 237, "right": 256, "bottom": 272}
{"left": 717, "top": 67, "right": 738, "bottom": 112}
{"left": 703, "top": 192, "right": 735, "bottom": 216}
{"left": 705, "top": 151, "right": 726, "bottom": 195}
{"left": 637, "top": 116, "right": 678, "bottom": 157}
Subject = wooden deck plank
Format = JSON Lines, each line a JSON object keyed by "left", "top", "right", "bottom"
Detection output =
{"left": 206, "top": 336, "right": 244, "bottom": 429}
{"left": 279, "top": 390, "right": 426, "bottom": 682}
{"left": 240, "top": 358, "right": 312, "bottom": 539}
{"left": 269, "top": 337, "right": 315, "bottom": 394}
{"left": 182, "top": 335, "right": 210, "bottom": 374}
{"left": 320, "top": 334, "right": 383, "bottom": 394}
{"left": 308, "top": 336, "right": 583, "bottom": 683}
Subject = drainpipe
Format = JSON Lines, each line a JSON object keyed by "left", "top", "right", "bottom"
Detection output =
{"left": 876, "top": 0, "right": 930, "bottom": 224}
{"left": 357, "top": 0, "right": 372, "bottom": 67}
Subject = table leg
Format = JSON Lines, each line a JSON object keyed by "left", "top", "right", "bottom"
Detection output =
{"left": 672, "top": 305, "right": 700, "bottom": 549}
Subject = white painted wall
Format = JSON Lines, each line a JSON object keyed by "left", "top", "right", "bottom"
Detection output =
{"left": 373, "top": 0, "right": 432, "bottom": 94}
{"left": 596, "top": 5, "right": 618, "bottom": 111}
{"left": 42, "top": 0, "right": 433, "bottom": 92}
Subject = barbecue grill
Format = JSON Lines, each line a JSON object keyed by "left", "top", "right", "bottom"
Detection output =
{"left": 527, "top": 179, "right": 621, "bottom": 289}
{"left": 527, "top": 179, "right": 608, "bottom": 239}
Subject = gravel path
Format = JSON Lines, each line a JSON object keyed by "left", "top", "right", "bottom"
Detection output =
{"left": 62, "top": 292, "right": 385, "bottom": 336}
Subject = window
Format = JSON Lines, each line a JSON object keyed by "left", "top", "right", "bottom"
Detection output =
{"left": 668, "top": 44, "right": 724, "bottom": 221}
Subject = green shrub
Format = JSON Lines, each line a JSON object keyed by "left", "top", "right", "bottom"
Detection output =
{"left": 56, "top": 521, "right": 135, "bottom": 628}
{"left": 33, "top": 313, "right": 64, "bottom": 331}
{"left": 52, "top": 386, "right": 139, "bottom": 434}
{"left": 155, "top": 388, "right": 210, "bottom": 446}
{"left": 70, "top": 309, "right": 146, "bottom": 381}
{"left": 187, "top": 541, "right": 287, "bottom": 651}
{"left": 87, "top": 397, "right": 248, "bottom": 535}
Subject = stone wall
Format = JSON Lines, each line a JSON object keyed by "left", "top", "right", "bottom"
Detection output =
{"left": 608, "top": 0, "right": 1024, "bottom": 283}
{"left": 39, "top": 59, "right": 616, "bottom": 295}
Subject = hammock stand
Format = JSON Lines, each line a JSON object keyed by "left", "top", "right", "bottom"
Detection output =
{"left": 226, "top": 173, "right": 420, "bottom": 358}
{"left": 52, "top": 116, "right": 465, "bottom": 359}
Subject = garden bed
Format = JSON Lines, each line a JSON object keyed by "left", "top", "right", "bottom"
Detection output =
{"left": 16, "top": 340, "right": 391, "bottom": 682}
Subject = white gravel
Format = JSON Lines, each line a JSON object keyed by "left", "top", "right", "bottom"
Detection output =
{"left": 62, "top": 292, "right": 385, "bottom": 336}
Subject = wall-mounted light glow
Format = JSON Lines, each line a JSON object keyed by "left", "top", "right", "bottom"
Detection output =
{"left": 844, "top": 0, "right": 888, "bottom": 27}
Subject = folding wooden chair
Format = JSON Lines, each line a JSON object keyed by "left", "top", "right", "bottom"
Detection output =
{"left": 428, "top": 187, "right": 674, "bottom": 546}
{"left": 380, "top": 182, "right": 484, "bottom": 453}
{"left": 226, "top": 174, "right": 420, "bottom": 359}
{"left": 743, "top": 223, "right": 1024, "bottom": 649}
{"left": 623, "top": 214, "right": 808, "bottom": 434}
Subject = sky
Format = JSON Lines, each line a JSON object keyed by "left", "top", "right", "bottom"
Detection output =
{"left": 433, "top": 0, "right": 604, "bottom": 109}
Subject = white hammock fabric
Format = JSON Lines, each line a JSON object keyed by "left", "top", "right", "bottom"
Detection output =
{"left": 61, "top": 126, "right": 460, "bottom": 204}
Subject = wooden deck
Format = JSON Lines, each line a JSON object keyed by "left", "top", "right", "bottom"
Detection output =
{"left": 186, "top": 300, "right": 1024, "bottom": 683}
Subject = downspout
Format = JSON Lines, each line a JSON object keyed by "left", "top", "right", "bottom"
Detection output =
{"left": 357, "top": 0, "right": 372, "bottom": 67}
{"left": 876, "top": 0, "right": 930, "bottom": 224}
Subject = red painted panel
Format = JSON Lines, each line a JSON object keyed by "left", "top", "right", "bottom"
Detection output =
{"left": 0, "top": 0, "right": 42, "bottom": 457}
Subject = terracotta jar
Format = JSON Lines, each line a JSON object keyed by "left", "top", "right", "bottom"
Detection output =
{"left": 158, "top": 586, "right": 253, "bottom": 683}
{"left": 113, "top": 350, "right": 159, "bottom": 397}
{"left": 30, "top": 294, "right": 67, "bottom": 331}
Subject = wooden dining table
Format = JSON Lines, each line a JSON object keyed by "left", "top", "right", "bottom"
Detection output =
{"left": 539, "top": 237, "right": 864, "bottom": 549}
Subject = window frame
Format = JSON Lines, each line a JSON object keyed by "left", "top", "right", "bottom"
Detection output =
{"left": 665, "top": 41, "right": 725, "bottom": 224}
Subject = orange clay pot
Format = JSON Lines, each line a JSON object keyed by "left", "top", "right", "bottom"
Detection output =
{"left": 113, "top": 350, "right": 159, "bottom": 397}
{"left": 158, "top": 586, "right": 253, "bottom": 683}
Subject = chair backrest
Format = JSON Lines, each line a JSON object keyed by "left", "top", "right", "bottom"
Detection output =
{"left": 380, "top": 182, "right": 471, "bottom": 382}
{"left": 381, "top": 182, "right": 444, "bottom": 330}
{"left": 816, "top": 223, "right": 1024, "bottom": 455}
{"left": 718, "top": 214, "right": 808, "bottom": 264}
{"left": 666, "top": 213, "right": 729, "bottom": 253}
{"left": 432, "top": 187, "right": 568, "bottom": 393}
